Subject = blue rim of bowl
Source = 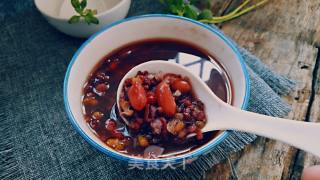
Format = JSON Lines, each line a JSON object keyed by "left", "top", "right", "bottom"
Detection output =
{"left": 63, "top": 14, "right": 250, "bottom": 165}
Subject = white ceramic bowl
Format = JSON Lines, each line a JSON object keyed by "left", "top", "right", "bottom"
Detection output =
{"left": 64, "top": 15, "right": 250, "bottom": 165}
{"left": 35, "top": 0, "right": 131, "bottom": 38}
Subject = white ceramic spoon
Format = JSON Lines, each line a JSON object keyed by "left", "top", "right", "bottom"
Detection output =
{"left": 116, "top": 61, "right": 320, "bottom": 157}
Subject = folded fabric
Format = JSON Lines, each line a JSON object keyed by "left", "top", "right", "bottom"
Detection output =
{"left": 0, "top": 0, "right": 295, "bottom": 179}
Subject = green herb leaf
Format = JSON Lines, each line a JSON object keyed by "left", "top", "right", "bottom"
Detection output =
{"left": 198, "top": 9, "right": 213, "bottom": 20}
{"left": 68, "top": 0, "right": 99, "bottom": 25}
{"left": 175, "top": 0, "right": 184, "bottom": 7}
{"left": 84, "top": 11, "right": 99, "bottom": 25}
{"left": 184, "top": 4, "right": 198, "bottom": 20}
{"left": 168, "top": 4, "right": 179, "bottom": 14}
{"left": 84, "top": 16, "right": 99, "bottom": 25}
{"left": 74, "top": 7, "right": 83, "bottom": 14}
{"left": 80, "top": 0, "right": 87, "bottom": 10}
{"left": 90, "top": 16, "right": 99, "bottom": 24}
{"left": 71, "top": 0, "right": 80, "bottom": 9}
{"left": 68, "top": 15, "right": 81, "bottom": 24}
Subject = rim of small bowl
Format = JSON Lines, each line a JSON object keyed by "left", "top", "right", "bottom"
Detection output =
{"left": 63, "top": 14, "right": 251, "bottom": 165}
{"left": 34, "top": 0, "right": 130, "bottom": 21}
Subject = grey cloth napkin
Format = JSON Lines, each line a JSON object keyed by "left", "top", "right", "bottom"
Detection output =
{"left": 0, "top": 0, "right": 295, "bottom": 179}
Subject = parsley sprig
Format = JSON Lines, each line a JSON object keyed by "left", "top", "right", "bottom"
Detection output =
{"left": 68, "top": 0, "right": 99, "bottom": 25}
{"left": 160, "top": 0, "right": 269, "bottom": 24}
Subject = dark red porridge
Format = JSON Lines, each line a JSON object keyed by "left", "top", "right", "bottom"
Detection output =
{"left": 82, "top": 39, "right": 232, "bottom": 158}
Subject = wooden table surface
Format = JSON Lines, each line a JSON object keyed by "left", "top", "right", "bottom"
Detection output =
{"left": 205, "top": 0, "right": 320, "bottom": 179}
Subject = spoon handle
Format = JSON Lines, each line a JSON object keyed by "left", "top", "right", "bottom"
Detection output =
{"left": 216, "top": 106, "right": 320, "bottom": 157}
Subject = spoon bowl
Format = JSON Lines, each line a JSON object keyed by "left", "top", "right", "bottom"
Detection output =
{"left": 116, "top": 60, "right": 219, "bottom": 125}
{"left": 117, "top": 61, "right": 320, "bottom": 157}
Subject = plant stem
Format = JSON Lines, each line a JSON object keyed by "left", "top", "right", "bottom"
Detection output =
{"left": 199, "top": 0, "right": 251, "bottom": 21}
{"left": 199, "top": 0, "right": 269, "bottom": 24}
{"left": 230, "top": 0, "right": 251, "bottom": 15}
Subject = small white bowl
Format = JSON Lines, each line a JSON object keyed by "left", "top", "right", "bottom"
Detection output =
{"left": 64, "top": 15, "right": 250, "bottom": 165}
{"left": 34, "top": 0, "right": 131, "bottom": 38}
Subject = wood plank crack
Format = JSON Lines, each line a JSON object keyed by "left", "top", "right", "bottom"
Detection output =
{"left": 289, "top": 47, "right": 320, "bottom": 179}
{"left": 305, "top": 48, "right": 320, "bottom": 122}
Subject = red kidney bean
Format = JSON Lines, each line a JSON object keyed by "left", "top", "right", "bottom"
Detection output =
{"left": 197, "top": 111, "right": 206, "bottom": 121}
{"left": 95, "top": 83, "right": 108, "bottom": 93}
{"left": 157, "top": 107, "right": 163, "bottom": 113}
{"left": 106, "top": 59, "right": 120, "bottom": 71}
{"left": 124, "top": 78, "right": 132, "bottom": 87}
{"left": 196, "top": 130, "right": 203, "bottom": 140}
{"left": 105, "top": 119, "right": 116, "bottom": 132}
{"left": 144, "top": 104, "right": 150, "bottom": 122}
{"left": 183, "top": 112, "right": 192, "bottom": 121}
{"left": 160, "top": 118, "right": 168, "bottom": 135}
{"left": 84, "top": 85, "right": 93, "bottom": 92}
{"left": 112, "top": 130, "right": 125, "bottom": 140}
{"left": 84, "top": 115, "right": 91, "bottom": 123}
{"left": 136, "top": 118, "right": 144, "bottom": 125}
{"left": 183, "top": 99, "right": 192, "bottom": 107}
{"left": 89, "top": 119, "right": 100, "bottom": 131}
{"left": 146, "top": 92, "right": 157, "bottom": 104}
{"left": 129, "top": 121, "right": 140, "bottom": 130}
{"left": 122, "top": 137, "right": 132, "bottom": 146}
{"left": 178, "top": 129, "right": 187, "bottom": 139}
{"left": 188, "top": 124, "right": 197, "bottom": 133}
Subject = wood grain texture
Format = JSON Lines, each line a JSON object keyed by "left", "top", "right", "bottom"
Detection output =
{"left": 290, "top": 54, "right": 320, "bottom": 179}
{"left": 205, "top": 0, "right": 320, "bottom": 179}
